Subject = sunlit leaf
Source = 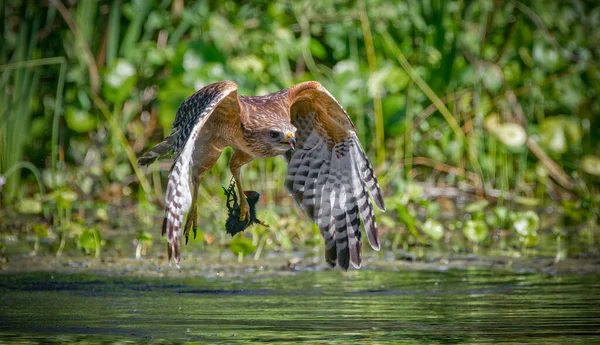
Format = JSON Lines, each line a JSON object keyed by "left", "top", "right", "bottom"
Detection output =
{"left": 16, "top": 198, "right": 42, "bottom": 214}
{"left": 229, "top": 55, "right": 264, "bottom": 74}
{"left": 522, "top": 233, "right": 539, "bottom": 247}
{"left": 53, "top": 189, "right": 79, "bottom": 209}
{"left": 465, "top": 199, "right": 489, "bottom": 213}
{"left": 229, "top": 236, "right": 256, "bottom": 256}
{"left": 480, "top": 64, "right": 503, "bottom": 92}
{"left": 486, "top": 206, "right": 509, "bottom": 228}
{"left": 95, "top": 208, "right": 109, "bottom": 222}
{"left": 511, "top": 211, "right": 540, "bottom": 236}
{"left": 395, "top": 204, "right": 417, "bottom": 237}
{"left": 78, "top": 228, "right": 102, "bottom": 255}
{"left": 136, "top": 231, "right": 154, "bottom": 242}
{"left": 65, "top": 107, "right": 97, "bottom": 133}
{"left": 422, "top": 219, "right": 444, "bottom": 241}
{"left": 581, "top": 155, "right": 600, "bottom": 176}
{"left": 310, "top": 38, "right": 327, "bottom": 59}
{"left": 182, "top": 51, "right": 203, "bottom": 71}
{"left": 533, "top": 43, "right": 561, "bottom": 71}
{"left": 513, "top": 196, "right": 541, "bottom": 207}
{"left": 539, "top": 116, "right": 582, "bottom": 155}
{"left": 462, "top": 220, "right": 488, "bottom": 243}
{"left": 102, "top": 59, "right": 138, "bottom": 103}
{"left": 406, "top": 183, "right": 424, "bottom": 202}
{"left": 494, "top": 123, "right": 527, "bottom": 148}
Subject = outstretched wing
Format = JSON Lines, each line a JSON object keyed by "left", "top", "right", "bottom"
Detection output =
{"left": 161, "top": 81, "right": 239, "bottom": 265}
{"left": 285, "top": 82, "right": 385, "bottom": 271}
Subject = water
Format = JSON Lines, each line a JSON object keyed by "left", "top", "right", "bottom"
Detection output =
{"left": 1, "top": 269, "right": 599, "bottom": 344}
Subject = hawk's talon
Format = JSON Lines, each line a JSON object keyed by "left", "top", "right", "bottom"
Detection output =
{"left": 183, "top": 211, "right": 197, "bottom": 245}
{"left": 239, "top": 200, "right": 250, "bottom": 222}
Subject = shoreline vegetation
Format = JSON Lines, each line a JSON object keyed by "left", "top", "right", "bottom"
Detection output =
{"left": 1, "top": 1, "right": 598, "bottom": 267}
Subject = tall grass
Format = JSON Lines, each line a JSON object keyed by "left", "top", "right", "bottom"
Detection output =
{"left": 2, "top": 1, "right": 597, "bottom": 239}
{"left": 0, "top": 16, "right": 42, "bottom": 203}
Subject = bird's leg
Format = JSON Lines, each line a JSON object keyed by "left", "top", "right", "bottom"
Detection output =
{"left": 183, "top": 174, "right": 200, "bottom": 244}
{"left": 229, "top": 150, "right": 253, "bottom": 222}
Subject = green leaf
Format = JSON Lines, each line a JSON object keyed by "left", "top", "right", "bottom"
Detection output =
{"left": 78, "top": 228, "right": 102, "bottom": 255}
{"left": 33, "top": 224, "right": 49, "bottom": 237}
{"left": 465, "top": 199, "right": 489, "bottom": 213}
{"left": 539, "top": 116, "right": 582, "bottom": 155}
{"left": 513, "top": 196, "right": 541, "bottom": 207}
{"left": 522, "top": 233, "right": 539, "bottom": 247}
{"left": 310, "top": 38, "right": 327, "bottom": 59}
{"left": 480, "top": 64, "right": 503, "bottom": 92}
{"left": 102, "top": 59, "right": 138, "bottom": 104}
{"left": 406, "top": 183, "right": 424, "bottom": 202}
{"left": 65, "top": 107, "right": 97, "bottom": 133}
{"left": 562, "top": 200, "right": 589, "bottom": 223}
{"left": 16, "top": 198, "right": 42, "bottom": 214}
{"left": 462, "top": 220, "right": 488, "bottom": 243}
{"left": 486, "top": 206, "right": 509, "bottom": 228}
{"left": 581, "top": 155, "right": 600, "bottom": 176}
{"left": 229, "top": 236, "right": 256, "bottom": 256}
{"left": 395, "top": 204, "right": 418, "bottom": 237}
{"left": 422, "top": 219, "right": 444, "bottom": 241}
{"left": 95, "top": 208, "right": 109, "bottom": 222}
{"left": 511, "top": 211, "right": 540, "bottom": 236}
{"left": 136, "top": 231, "right": 154, "bottom": 242}
{"left": 494, "top": 123, "right": 527, "bottom": 149}
{"left": 52, "top": 189, "right": 79, "bottom": 210}
{"left": 279, "top": 234, "right": 292, "bottom": 250}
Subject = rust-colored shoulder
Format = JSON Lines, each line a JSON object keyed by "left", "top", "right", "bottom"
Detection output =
{"left": 287, "top": 81, "right": 356, "bottom": 143}
{"left": 287, "top": 81, "right": 323, "bottom": 103}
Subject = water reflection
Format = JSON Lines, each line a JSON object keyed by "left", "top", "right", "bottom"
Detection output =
{"left": 0, "top": 270, "right": 598, "bottom": 344}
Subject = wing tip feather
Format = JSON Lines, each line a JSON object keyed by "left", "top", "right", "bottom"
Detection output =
{"left": 375, "top": 193, "right": 386, "bottom": 212}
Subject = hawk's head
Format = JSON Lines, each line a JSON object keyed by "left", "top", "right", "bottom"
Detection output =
{"left": 243, "top": 122, "right": 297, "bottom": 157}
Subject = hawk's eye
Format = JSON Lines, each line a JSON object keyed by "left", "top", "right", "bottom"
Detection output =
{"left": 269, "top": 130, "right": 280, "bottom": 139}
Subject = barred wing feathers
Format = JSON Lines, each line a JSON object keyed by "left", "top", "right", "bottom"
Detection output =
{"left": 161, "top": 81, "right": 239, "bottom": 265}
{"left": 285, "top": 82, "right": 385, "bottom": 270}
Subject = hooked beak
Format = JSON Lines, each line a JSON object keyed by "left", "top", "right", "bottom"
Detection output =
{"left": 281, "top": 131, "right": 296, "bottom": 151}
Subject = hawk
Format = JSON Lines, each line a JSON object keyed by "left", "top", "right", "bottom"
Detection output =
{"left": 138, "top": 81, "right": 385, "bottom": 270}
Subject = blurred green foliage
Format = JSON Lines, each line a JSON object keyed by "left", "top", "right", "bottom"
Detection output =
{"left": 1, "top": 0, "right": 599, "bottom": 260}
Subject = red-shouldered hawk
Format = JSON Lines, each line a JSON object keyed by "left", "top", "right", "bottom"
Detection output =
{"left": 138, "top": 81, "right": 385, "bottom": 270}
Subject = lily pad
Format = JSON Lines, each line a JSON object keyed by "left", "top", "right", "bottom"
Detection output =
{"left": 581, "top": 155, "right": 600, "bottom": 176}
{"left": 422, "top": 219, "right": 444, "bottom": 241}
{"left": 539, "top": 116, "right": 582, "bottom": 155}
{"left": 229, "top": 236, "right": 256, "bottom": 256}
{"left": 103, "top": 59, "right": 138, "bottom": 104}
{"left": 65, "top": 107, "right": 97, "bottom": 133}
{"left": 522, "top": 233, "right": 540, "bottom": 247}
{"left": 494, "top": 123, "right": 527, "bottom": 148}
{"left": 511, "top": 211, "right": 540, "bottom": 236}
{"left": 462, "top": 220, "right": 488, "bottom": 243}
{"left": 78, "top": 228, "right": 102, "bottom": 256}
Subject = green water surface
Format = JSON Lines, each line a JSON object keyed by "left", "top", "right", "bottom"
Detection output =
{"left": 0, "top": 269, "right": 599, "bottom": 344}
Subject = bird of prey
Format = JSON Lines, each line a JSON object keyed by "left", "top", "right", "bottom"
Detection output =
{"left": 138, "top": 81, "right": 385, "bottom": 270}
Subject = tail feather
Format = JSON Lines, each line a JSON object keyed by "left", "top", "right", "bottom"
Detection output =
{"left": 138, "top": 134, "right": 176, "bottom": 167}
